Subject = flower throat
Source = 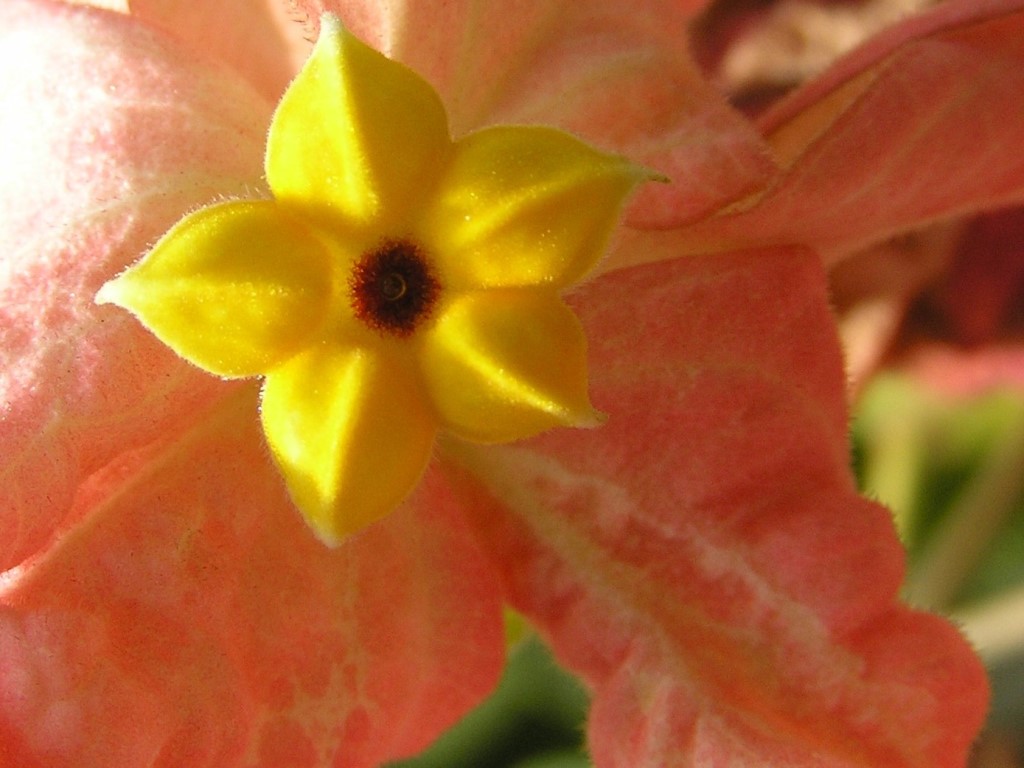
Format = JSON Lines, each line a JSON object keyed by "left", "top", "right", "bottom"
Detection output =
{"left": 349, "top": 239, "right": 440, "bottom": 337}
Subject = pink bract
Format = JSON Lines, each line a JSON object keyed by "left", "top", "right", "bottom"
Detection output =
{"left": 2, "top": 0, "right": 1012, "bottom": 766}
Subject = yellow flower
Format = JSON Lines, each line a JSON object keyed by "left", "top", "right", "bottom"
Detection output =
{"left": 97, "top": 15, "right": 647, "bottom": 545}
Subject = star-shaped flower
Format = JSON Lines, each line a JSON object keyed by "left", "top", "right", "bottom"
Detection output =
{"left": 96, "top": 16, "right": 647, "bottom": 543}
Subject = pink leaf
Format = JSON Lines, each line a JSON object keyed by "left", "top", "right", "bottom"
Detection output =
{"left": 0, "top": 393, "right": 503, "bottom": 767}
{"left": 448, "top": 247, "right": 987, "bottom": 767}
{"left": 659, "top": 0, "right": 1024, "bottom": 265}
{"left": 0, "top": 0, "right": 271, "bottom": 569}
{"left": 295, "top": 0, "right": 778, "bottom": 227}
{"left": 125, "top": 0, "right": 310, "bottom": 101}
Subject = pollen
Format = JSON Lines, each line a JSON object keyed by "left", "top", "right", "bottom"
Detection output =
{"left": 349, "top": 239, "right": 441, "bottom": 337}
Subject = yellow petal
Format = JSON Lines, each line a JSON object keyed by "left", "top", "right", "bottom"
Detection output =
{"left": 260, "top": 345, "right": 437, "bottom": 544}
{"left": 421, "top": 290, "right": 601, "bottom": 443}
{"left": 421, "top": 125, "right": 647, "bottom": 290}
{"left": 96, "top": 201, "right": 332, "bottom": 378}
{"left": 265, "top": 15, "right": 450, "bottom": 228}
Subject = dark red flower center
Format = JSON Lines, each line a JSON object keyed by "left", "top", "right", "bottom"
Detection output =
{"left": 349, "top": 239, "right": 441, "bottom": 337}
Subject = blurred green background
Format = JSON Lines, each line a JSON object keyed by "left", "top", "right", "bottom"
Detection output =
{"left": 388, "top": 635, "right": 591, "bottom": 768}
